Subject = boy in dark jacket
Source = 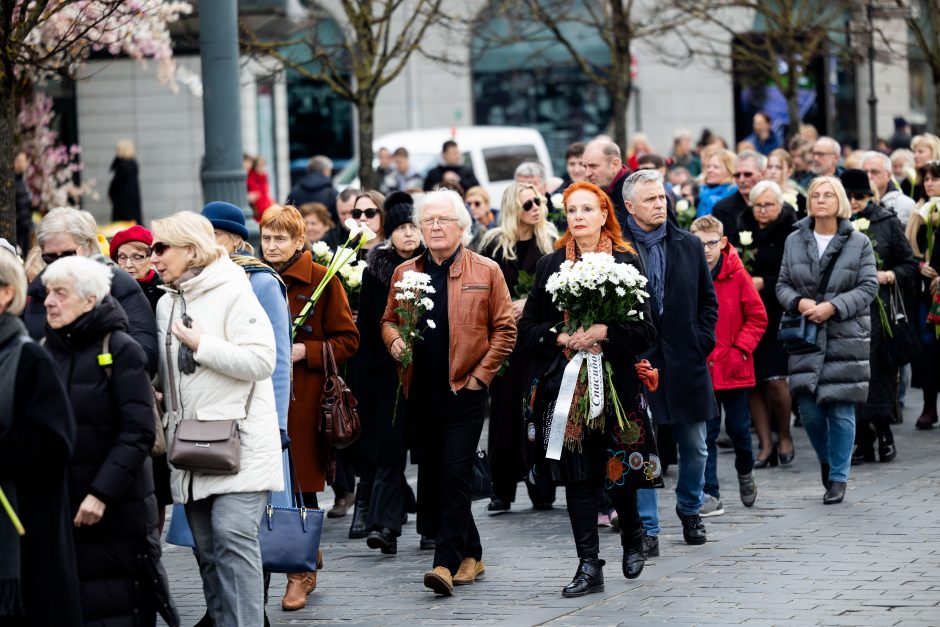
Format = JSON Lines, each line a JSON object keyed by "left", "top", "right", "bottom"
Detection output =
{"left": 691, "top": 216, "right": 768, "bottom": 514}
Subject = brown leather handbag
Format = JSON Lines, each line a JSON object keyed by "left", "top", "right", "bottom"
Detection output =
{"left": 320, "top": 340, "right": 360, "bottom": 450}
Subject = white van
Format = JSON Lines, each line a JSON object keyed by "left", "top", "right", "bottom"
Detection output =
{"left": 334, "top": 126, "right": 554, "bottom": 209}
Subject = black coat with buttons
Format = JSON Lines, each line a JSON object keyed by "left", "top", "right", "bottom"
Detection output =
{"left": 43, "top": 296, "right": 177, "bottom": 626}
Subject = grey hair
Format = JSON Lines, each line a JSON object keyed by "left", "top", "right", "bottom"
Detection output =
{"left": 586, "top": 138, "right": 622, "bottom": 162}
{"left": 736, "top": 150, "right": 767, "bottom": 170}
{"left": 42, "top": 255, "right": 112, "bottom": 305}
{"left": 37, "top": 207, "right": 98, "bottom": 252}
{"left": 862, "top": 150, "right": 891, "bottom": 171}
{"left": 749, "top": 180, "right": 783, "bottom": 205}
{"left": 514, "top": 161, "right": 545, "bottom": 181}
{"left": 308, "top": 155, "right": 333, "bottom": 174}
{"left": 818, "top": 136, "right": 842, "bottom": 157}
{"left": 413, "top": 190, "right": 473, "bottom": 247}
{"left": 622, "top": 169, "right": 664, "bottom": 202}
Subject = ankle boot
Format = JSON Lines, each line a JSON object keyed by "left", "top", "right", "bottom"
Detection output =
{"left": 282, "top": 572, "right": 317, "bottom": 611}
{"left": 820, "top": 462, "right": 831, "bottom": 490}
{"left": 877, "top": 424, "right": 897, "bottom": 462}
{"left": 348, "top": 498, "right": 369, "bottom": 539}
{"left": 823, "top": 481, "right": 846, "bottom": 504}
{"left": 621, "top": 529, "right": 645, "bottom": 580}
{"left": 562, "top": 557, "right": 605, "bottom": 597}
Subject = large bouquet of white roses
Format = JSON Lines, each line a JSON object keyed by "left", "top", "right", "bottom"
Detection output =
{"left": 542, "top": 253, "right": 650, "bottom": 459}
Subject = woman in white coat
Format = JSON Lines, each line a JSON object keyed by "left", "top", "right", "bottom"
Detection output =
{"left": 151, "top": 211, "right": 283, "bottom": 625}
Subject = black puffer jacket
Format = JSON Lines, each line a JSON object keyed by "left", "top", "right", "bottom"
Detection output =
{"left": 43, "top": 296, "right": 176, "bottom": 626}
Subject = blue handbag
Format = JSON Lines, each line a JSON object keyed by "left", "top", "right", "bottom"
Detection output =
{"left": 259, "top": 447, "right": 324, "bottom": 573}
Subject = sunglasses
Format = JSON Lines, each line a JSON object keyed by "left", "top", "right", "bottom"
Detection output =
{"left": 733, "top": 172, "right": 755, "bottom": 179}
{"left": 848, "top": 192, "right": 871, "bottom": 201}
{"left": 152, "top": 241, "right": 174, "bottom": 256}
{"left": 41, "top": 249, "right": 78, "bottom": 264}
{"left": 522, "top": 197, "right": 542, "bottom": 211}
{"left": 352, "top": 208, "right": 379, "bottom": 220}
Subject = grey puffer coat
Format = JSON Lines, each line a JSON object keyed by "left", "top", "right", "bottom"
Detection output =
{"left": 776, "top": 217, "right": 878, "bottom": 403}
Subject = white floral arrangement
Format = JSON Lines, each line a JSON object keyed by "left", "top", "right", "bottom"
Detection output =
{"left": 390, "top": 270, "right": 437, "bottom": 419}
{"left": 545, "top": 252, "right": 649, "bottom": 329}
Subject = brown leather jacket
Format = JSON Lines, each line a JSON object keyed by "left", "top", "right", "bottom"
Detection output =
{"left": 381, "top": 246, "right": 516, "bottom": 394}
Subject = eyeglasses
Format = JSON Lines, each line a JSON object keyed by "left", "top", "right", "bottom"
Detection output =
{"left": 419, "top": 217, "right": 459, "bottom": 228}
{"left": 812, "top": 151, "right": 835, "bottom": 158}
{"left": 351, "top": 208, "right": 380, "bottom": 220}
{"left": 468, "top": 200, "right": 485, "bottom": 208}
{"left": 117, "top": 252, "right": 149, "bottom": 265}
{"left": 733, "top": 172, "right": 756, "bottom": 179}
{"left": 848, "top": 192, "right": 871, "bottom": 201}
{"left": 809, "top": 192, "right": 837, "bottom": 201}
{"left": 152, "top": 241, "right": 174, "bottom": 256}
{"left": 521, "top": 197, "right": 543, "bottom": 211}
{"left": 41, "top": 250, "right": 77, "bottom": 264}
{"left": 701, "top": 239, "right": 721, "bottom": 250}
{"left": 753, "top": 202, "right": 779, "bottom": 212}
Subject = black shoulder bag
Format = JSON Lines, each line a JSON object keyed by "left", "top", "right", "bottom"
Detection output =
{"left": 777, "top": 245, "right": 843, "bottom": 354}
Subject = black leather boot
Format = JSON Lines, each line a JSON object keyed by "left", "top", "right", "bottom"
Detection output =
{"left": 562, "top": 557, "right": 605, "bottom": 597}
{"left": 366, "top": 528, "right": 398, "bottom": 554}
{"left": 348, "top": 498, "right": 369, "bottom": 539}
{"left": 823, "top": 481, "right": 846, "bottom": 504}
{"left": 820, "top": 462, "right": 831, "bottom": 490}
{"left": 621, "top": 529, "right": 645, "bottom": 580}
{"left": 676, "top": 507, "right": 706, "bottom": 545}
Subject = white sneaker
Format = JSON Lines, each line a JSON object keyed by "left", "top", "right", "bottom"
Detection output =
{"left": 699, "top": 494, "right": 725, "bottom": 517}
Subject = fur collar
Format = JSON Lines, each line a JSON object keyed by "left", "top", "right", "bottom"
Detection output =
{"left": 366, "top": 244, "right": 424, "bottom": 286}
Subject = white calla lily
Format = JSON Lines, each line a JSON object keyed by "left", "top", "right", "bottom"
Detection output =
{"left": 359, "top": 223, "right": 378, "bottom": 245}
{"left": 344, "top": 218, "right": 363, "bottom": 240}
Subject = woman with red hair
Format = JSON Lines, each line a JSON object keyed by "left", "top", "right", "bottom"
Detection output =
{"left": 518, "top": 181, "right": 660, "bottom": 597}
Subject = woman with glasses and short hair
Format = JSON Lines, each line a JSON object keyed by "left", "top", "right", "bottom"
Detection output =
{"left": 479, "top": 183, "right": 558, "bottom": 514}
{"left": 110, "top": 225, "right": 163, "bottom": 310}
{"left": 776, "top": 176, "right": 878, "bottom": 504}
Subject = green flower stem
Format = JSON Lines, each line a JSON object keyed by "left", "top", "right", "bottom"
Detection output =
{"left": 876, "top": 295, "right": 893, "bottom": 339}
{"left": 0, "top": 485, "right": 24, "bottom": 536}
{"left": 292, "top": 238, "right": 364, "bottom": 340}
{"left": 605, "top": 362, "right": 628, "bottom": 432}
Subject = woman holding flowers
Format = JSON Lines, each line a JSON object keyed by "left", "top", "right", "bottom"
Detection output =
{"left": 480, "top": 183, "right": 559, "bottom": 513}
{"left": 905, "top": 160, "right": 940, "bottom": 429}
{"left": 259, "top": 204, "right": 360, "bottom": 611}
{"left": 518, "top": 181, "right": 659, "bottom": 598}
{"left": 776, "top": 177, "right": 878, "bottom": 505}
{"left": 838, "top": 170, "right": 917, "bottom": 462}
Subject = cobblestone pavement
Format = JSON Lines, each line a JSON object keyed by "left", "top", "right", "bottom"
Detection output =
{"left": 161, "top": 390, "right": 940, "bottom": 626}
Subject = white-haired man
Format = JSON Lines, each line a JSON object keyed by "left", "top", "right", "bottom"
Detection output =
{"left": 863, "top": 151, "right": 916, "bottom": 225}
{"left": 381, "top": 190, "right": 516, "bottom": 596}
{"left": 811, "top": 137, "right": 843, "bottom": 178}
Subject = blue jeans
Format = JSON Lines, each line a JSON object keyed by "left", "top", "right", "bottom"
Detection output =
{"left": 795, "top": 393, "right": 856, "bottom": 483}
{"left": 637, "top": 421, "right": 708, "bottom": 531}
{"left": 705, "top": 389, "right": 755, "bottom": 499}
{"left": 637, "top": 488, "right": 660, "bottom": 537}
{"left": 186, "top": 491, "right": 268, "bottom": 626}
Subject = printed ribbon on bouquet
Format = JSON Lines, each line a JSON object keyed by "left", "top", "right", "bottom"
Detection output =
{"left": 546, "top": 351, "right": 605, "bottom": 460}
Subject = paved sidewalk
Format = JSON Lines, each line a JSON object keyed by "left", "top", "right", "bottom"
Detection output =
{"left": 160, "top": 392, "right": 940, "bottom": 626}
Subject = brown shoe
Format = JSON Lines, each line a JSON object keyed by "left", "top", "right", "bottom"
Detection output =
{"left": 327, "top": 494, "right": 350, "bottom": 518}
{"left": 281, "top": 572, "right": 317, "bottom": 611}
{"left": 423, "top": 566, "right": 454, "bottom": 595}
{"left": 453, "top": 557, "right": 485, "bottom": 585}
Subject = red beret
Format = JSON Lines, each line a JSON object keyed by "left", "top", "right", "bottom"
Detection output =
{"left": 109, "top": 225, "right": 154, "bottom": 261}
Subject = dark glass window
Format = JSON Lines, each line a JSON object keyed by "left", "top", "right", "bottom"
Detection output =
{"left": 482, "top": 145, "right": 539, "bottom": 182}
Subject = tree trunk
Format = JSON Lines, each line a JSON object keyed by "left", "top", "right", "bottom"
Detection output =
{"left": 0, "top": 84, "right": 16, "bottom": 243}
{"left": 609, "top": 48, "right": 632, "bottom": 155}
{"left": 933, "top": 65, "right": 940, "bottom": 134}
{"left": 786, "top": 90, "right": 801, "bottom": 143}
{"left": 356, "top": 97, "right": 377, "bottom": 191}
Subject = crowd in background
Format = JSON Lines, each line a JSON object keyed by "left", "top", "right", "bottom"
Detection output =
{"left": 3, "top": 113, "right": 940, "bottom": 624}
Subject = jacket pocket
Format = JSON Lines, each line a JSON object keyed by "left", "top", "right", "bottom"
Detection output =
{"left": 462, "top": 284, "right": 489, "bottom": 292}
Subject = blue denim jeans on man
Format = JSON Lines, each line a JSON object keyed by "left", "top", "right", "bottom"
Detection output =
{"left": 705, "top": 389, "right": 755, "bottom": 499}
{"left": 795, "top": 393, "right": 856, "bottom": 483}
{"left": 637, "top": 421, "right": 708, "bottom": 534}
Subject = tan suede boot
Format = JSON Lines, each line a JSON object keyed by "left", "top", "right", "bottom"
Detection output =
{"left": 282, "top": 572, "right": 317, "bottom": 611}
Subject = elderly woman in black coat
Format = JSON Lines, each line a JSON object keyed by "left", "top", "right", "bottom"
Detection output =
{"left": 40, "top": 256, "right": 177, "bottom": 626}
{"left": 354, "top": 192, "right": 424, "bottom": 554}
{"left": 0, "top": 247, "right": 82, "bottom": 626}
{"left": 840, "top": 169, "right": 918, "bottom": 463}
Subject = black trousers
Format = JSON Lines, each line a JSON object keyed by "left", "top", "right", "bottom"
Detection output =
{"left": 566, "top": 481, "right": 641, "bottom": 559}
{"left": 416, "top": 388, "right": 487, "bottom": 573}
{"left": 365, "top": 452, "right": 410, "bottom": 535}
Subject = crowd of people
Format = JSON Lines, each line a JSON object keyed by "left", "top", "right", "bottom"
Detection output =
{"left": 3, "top": 117, "right": 940, "bottom": 625}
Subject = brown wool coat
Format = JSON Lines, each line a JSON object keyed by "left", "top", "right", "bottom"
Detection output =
{"left": 281, "top": 251, "right": 359, "bottom": 492}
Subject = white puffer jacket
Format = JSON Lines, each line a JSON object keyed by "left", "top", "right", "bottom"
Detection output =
{"left": 156, "top": 255, "right": 284, "bottom": 503}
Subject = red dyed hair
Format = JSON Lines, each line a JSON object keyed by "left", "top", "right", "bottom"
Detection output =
{"left": 556, "top": 181, "right": 635, "bottom": 254}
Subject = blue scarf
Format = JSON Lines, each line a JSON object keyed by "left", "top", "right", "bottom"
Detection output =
{"left": 626, "top": 216, "right": 667, "bottom": 314}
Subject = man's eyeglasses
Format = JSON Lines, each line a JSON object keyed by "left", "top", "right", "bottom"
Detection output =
{"left": 733, "top": 172, "right": 755, "bottom": 179}
{"left": 812, "top": 151, "right": 835, "bottom": 158}
{"left": 419, "top": 217, "right": 459, "bottom": 228}
{"left": 701, "top": 239, "right": 721, "bottom": 250}
{"left": 351, "top": 208, "right": 379, "bottom": 220}
{"left": 152, "top": 241, "right": 174, "bottom": 256}
{"left": 753, "top": 202, "right": 779, "bottom": 212}
{"left": 522, "top": 197, "right": 543, "bottom": 211}
{"left": 41, "top": 250, "right": 78, "bottom": 264}
{"left": 117, "top": 252, "right": 150, "bottom": 265}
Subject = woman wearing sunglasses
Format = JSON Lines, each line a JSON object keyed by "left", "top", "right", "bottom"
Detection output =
{"left": 479, "top": 183, "right": 558, "bottom": 514}
{"left": 351, "top": 191, "right": 387, "bottom": 259}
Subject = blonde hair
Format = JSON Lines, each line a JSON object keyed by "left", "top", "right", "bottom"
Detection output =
{"left": 912, "top": 133, "right": 940, "bottom": 161}
{"left": 216, "top": 230, "right": 255, "bottom": 256}
{"left": 807, "top": 176, "right": 852, "bottom": 220}
{"left": 151, "top": 212, "right": 226, "bottom": 269}
{"left": 702, "top": 147, "right": 736, "bottom": 184}
{"left": 24, "top": 246, "right": 45, "bottom": 283}
{"left": 690, "top": 215, "right": 724, "bottom": 235}
{"left": 480, "top": 183, "right": 558, "bottom": 261}
{"left": 464, "top": 186, "right": 490, "bottom": 205}
{"left": 0, "top": 248, "right": 28, "bottom": 315}
{"left": 115, "top": 139, "right": 136, "bottom": 160}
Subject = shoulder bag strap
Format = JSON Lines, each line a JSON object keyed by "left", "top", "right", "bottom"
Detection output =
{"left": 322, "top": 339, "right": 338, "bottom": 377}
{"left": 100, "top": 332, "right": 113, "bottom": 380}
{"left": 244, "top": 382, "right": 256, "bottom": 415}
{"left": 165, "top": 301, "right": 179, "bottom": 413}
{"left": 815, "top": 243, "right": 845, "bottom": 303}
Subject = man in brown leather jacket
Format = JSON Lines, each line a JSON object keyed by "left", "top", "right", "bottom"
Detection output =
{"left": 381, "top": 190, "right": 516, "bottom": 596}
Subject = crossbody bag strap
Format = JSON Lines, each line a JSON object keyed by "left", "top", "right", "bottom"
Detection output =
{"left": 165, "top": 301, "right": 179, "bottom": 413}
{"left": 815, "top": 243, "right": 845, "bottom": 303}
{"left": 244, "top": 382, "right": 256, "bottom": 415}
{"left": 100, "top": 332, "right": 113, "bottom": 379}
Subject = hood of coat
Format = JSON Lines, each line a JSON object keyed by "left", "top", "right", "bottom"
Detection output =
{"left": 297, "top": 171, "right": 332, "bottom": 193}
{"left": 45, "top": 294, "right": 128, "bottom": 352}
{"left": 715, "top": 244, "right": 746, "bottom": 282}
{"left": 366, "top": 244, "right": 425, "bottom": 286}
{"left": 175, "top": 255, "right": 248, "bottom": 301}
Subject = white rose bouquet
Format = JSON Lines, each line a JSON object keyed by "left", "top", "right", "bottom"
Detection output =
{"left": 542, "top": 253, "right": 650, "bottom": 458}
{"left": 853, "top": 218, "right": 892, "bottom": 338}
{"left": 736, "top": 230, "right": 756, "bottom": 272}
{"left": 390, "top": 270, "right": 437, "bottom": 419}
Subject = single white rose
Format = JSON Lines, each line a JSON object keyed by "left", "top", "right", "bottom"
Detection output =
{"left": 738, "top": 231, "right": 754, "bottom": 246}
{"left": 311, "top": 241, "right": 331, "bottom": 258}
{"left": 676, "top": 199, "right": 690, "bottom": 212}
{"left": 426, "top": 319, "right": 437, "bottom": 329}
{"left": 854, "top": 218, "right": 871, "bottom": 232}
{"left": 550, "top": 193, "right": 564, "bottom": 208}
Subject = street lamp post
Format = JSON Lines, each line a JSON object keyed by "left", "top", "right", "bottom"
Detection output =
{"left": 867, "top": 1, "right": 878, "bottom": 149}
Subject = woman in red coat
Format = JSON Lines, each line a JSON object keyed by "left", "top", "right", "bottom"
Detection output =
{"left": 260, "top": 204, "right": 359, "bottom": 611}
{"left": 691, "top": 215, "right": 767, "bottom": 517}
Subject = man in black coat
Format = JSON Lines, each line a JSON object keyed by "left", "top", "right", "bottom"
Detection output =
{"left": 620, "top": 170, "right": 719, "bottom": 551}
{"left": 712, "top": 150, "right": 766, "bottom": 240}
{"left": 22, "top": 207, "right": 158, "bottom": 374}
{"left": 423, "top": 140, "right": 480, "bottom": 192}
{"left": 583, "top": 138, "right": 632, "bottom": 227}
{"left": 287, "top": 155, "right": 337, "bottom": 217}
